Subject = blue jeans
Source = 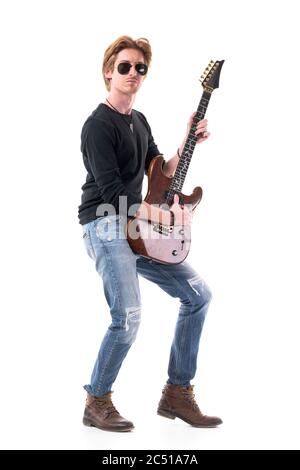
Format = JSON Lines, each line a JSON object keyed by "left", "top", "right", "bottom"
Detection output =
{"left": 82, "top": 215, "right": 212, "bottom": 397}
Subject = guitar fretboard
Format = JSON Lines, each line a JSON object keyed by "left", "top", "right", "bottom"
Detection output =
{"left": 165, "top": 90, "right": 211, "bottom": 206}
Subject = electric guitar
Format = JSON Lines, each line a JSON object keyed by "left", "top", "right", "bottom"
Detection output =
{"left": 126, "top": 60, "right": 224, "bottom": 264}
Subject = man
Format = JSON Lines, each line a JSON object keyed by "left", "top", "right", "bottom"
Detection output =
{"left": 78, "top": 36, "right": 222, "bottom": 432}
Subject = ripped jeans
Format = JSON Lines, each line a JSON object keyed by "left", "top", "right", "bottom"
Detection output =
{"left": 82, "top": 215, "right": 212, "bottom": 397}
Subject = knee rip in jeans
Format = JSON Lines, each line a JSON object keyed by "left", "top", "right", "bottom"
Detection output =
{"left": 187, "top": 275, "right": 212, "bottom": 304}
{"left": 120, "top": 306, "right": 141, "bottom": 343}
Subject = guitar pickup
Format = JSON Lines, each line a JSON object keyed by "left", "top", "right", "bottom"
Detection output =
{"left": 153, "top": 223, "right": 173, "bottom": 235}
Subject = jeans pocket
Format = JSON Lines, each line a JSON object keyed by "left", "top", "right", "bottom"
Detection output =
{"left": 95, "top": 215, "right": 126, "bottom": 242}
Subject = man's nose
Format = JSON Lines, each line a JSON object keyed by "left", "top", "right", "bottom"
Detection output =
{"left": 128, "top": 66, "right": 137, "bottom": 77}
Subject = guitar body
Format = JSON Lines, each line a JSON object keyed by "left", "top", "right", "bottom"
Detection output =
{"left": 126, "top": 156, "right": 202, "bottom": 264}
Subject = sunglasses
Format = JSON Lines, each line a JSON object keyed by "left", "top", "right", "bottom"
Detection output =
{"left": 117, "top": 62, "right": 148, "bottom": 76}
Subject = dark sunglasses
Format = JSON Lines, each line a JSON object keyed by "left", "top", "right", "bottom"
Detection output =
{"left": 117, "top": 62, "right": 148, "bottom": 76}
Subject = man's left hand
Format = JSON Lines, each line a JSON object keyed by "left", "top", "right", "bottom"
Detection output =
{"left": 187, "top": 113, "right": 210, "bottom": 144}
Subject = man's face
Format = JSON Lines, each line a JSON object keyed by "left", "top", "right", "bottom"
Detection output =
{"left": 105, "top": 48, "right": 146, "bottom": 95}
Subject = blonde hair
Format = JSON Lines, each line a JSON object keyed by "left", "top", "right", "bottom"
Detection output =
{"left": 102, "top": 36, "right": 152, "bottom": 91}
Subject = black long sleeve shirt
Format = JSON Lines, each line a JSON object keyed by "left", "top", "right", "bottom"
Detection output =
{"left": 78, "top": 103, "right": 160, "bottom": 225}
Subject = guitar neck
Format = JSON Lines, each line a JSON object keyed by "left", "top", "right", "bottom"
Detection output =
{"left": 165, "top": 90, "right": 212, "bottom": 205}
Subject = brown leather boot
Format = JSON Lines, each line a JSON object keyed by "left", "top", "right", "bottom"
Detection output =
{"left": 83, "top": 392, "right": 134, "bottom": 432}
{"left": 157, "top": 384, "right": 222, "bottom": 427}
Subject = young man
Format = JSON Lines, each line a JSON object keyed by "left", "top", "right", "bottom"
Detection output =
{"left": 78, "top": 36, "right": 222, "bottom": 432}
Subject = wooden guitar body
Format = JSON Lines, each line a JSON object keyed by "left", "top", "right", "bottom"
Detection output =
{"left": 126, "top": 156, "right": 202, "bottom": 264}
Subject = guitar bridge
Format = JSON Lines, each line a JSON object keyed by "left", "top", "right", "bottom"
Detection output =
{"left": 152, "top": 223, "right": 173, "bottom": 235}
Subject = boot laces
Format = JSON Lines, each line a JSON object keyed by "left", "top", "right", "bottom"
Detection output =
{"left": 94, "top": 397, "right": 120, "bottom": 417}
{"left": 182, "top": 387, "right": 202, "bottom": 413}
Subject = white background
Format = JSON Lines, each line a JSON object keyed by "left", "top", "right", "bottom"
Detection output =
{"left": 0, "top": 0, "right": 299, "bottom": 450}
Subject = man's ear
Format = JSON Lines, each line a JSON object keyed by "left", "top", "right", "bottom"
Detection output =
{"left": 104, "top": 68, "right": 113, "bottom": 80}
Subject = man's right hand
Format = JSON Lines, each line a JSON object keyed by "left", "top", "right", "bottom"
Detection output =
{"left": 170, "top": 194, "right": 192, "bottom": 226}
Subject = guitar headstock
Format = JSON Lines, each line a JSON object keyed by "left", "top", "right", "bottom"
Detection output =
{"left": 200, "top": 60, "right": 224, "bottom": 93}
